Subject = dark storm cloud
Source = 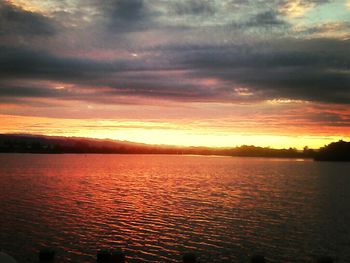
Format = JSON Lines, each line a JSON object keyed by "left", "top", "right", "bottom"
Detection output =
{"left": 246, "top": 10, "right": 287, "bottom": 27}
{"left": 0, "top": 45, "right": 128, "bottom": 81}
{"left": 0, "top": 82, "right": 117, "bottom": 105}
{"left": 0, "top": 1, "right": 56, "bottom": 36}
{"left": 170, "top": 0, "right": 216, "bottom": 16}
{"left": 98, "top": 0, "right": 152, "bottom": 32}
{"left": 0, "top": 0, "right": 349, "bottom": 106}
{"left": 0, "top": 44, "right": 218, "bottom": 103}
{"left": 176, "top": 40, "right": 350, "bottom": 70}
{"left": 0, "top": 84, "right": 65, "bottom": 98}
{"left": 0, "top": 45, "right": 232, "bottom": 103}
{"left": 108, "top": 0, "right": 144, "bottom": 20}
{"left": 219, "top": 67, "right": 350, "bottom": 104}
{"left": 173, "top": 39, "right": 350, "bottom": 104}
{"left": 101, "top": 72, "right": 231, "bottom": 102}
{"left": 1, "top": 36, "right": 350, "bottom": 105}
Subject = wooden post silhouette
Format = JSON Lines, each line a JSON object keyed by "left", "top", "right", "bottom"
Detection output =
{"left": 38, "top": 248, "right": 55, "bottom": 262}
{"left": 317, "top": 256, "right": 333, "bottom": 263}
{"left": 96, "top": 249, "right": 110, "bottom": 262}
{"left": 251, "top": 254, "right": 266, "bottom": 263}
{"left": 111, "top": 250, "right": 125, "bottom": 263}
{"left": 97, "top": 249, "right": 125, "bottom": 263}
{"left": 182, "top": 253, "right": 197, "bottom": 263}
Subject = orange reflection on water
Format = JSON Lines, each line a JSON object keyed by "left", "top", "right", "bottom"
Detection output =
{"left": 1, "top": 154, "right": 350, "bottom": 262}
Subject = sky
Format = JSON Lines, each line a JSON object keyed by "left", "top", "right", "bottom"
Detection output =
{"left": 0, "top": 0, "right": 350, "bottom": 149}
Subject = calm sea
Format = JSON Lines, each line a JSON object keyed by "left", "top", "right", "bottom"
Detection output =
{"left": 0, "top": 154, "right": 350, "bottom": 262}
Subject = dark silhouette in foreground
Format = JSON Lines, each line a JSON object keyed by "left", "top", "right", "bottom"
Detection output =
{"left": 96, "top": 250, "right": 125, "bottom": 263}
{"left": 33, "top": 248, "right": 334, "bottom": 263}
{"left": 251, "top": 254, "right": 265, "bottom": 263}
{"left": 182, "top": 253, "right": 197, "bottom": 263}
{"left": 316, "top": 256, "right": 334, "bottom": 263}
{"left": 314, "top": 140, "right": 350, "bottom": 161}
{"left": 38, "top": 248, "right": 55, "bottom": 262}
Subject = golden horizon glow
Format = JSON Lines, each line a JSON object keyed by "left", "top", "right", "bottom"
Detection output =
{"left": 1, "top": 114, "right": 349, "bottom": 150}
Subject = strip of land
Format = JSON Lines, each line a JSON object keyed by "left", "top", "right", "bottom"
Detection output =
{"left": 0, "top": 134, "right": 349, "bottom": 161}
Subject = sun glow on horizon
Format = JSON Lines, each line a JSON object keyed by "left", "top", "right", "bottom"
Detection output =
{"left": 1, "top": 114, "right": 349, "bottom": 150}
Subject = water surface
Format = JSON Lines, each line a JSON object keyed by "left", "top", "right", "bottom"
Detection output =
{"left": 1, "top": 154, "right": 350, "bottom": 262}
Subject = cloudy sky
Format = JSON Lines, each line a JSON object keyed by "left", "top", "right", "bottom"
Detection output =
{"left": 1, "top": 0, "right": 350, "bottom": 148}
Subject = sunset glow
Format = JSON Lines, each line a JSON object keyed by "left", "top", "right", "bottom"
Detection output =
{"left": 1, "top": 0, "right": 350, "bottom": 149}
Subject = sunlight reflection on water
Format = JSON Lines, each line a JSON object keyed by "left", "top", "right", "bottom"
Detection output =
{"left": 1, "top": 154, "right": 350, "bottom": 262}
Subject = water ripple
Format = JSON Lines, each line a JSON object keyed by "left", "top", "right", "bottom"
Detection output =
{"left": 1, "top": 154, "right": 350, "bottom": 262}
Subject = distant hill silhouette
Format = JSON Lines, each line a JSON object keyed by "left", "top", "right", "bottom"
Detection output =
{"left": 1, "top": 134, "right": 349, "bottom": 161}
{"left": 0, "top": 134, "right": 313, "bottom": 158}
{"left": 230, "top": 145, "right": 315, "bottom": 158}
{"left": 314, "top": 140, "right": 350, "bottom": 162}
{"left": 0, "top": 134, "right": 187, "bottom": 154}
